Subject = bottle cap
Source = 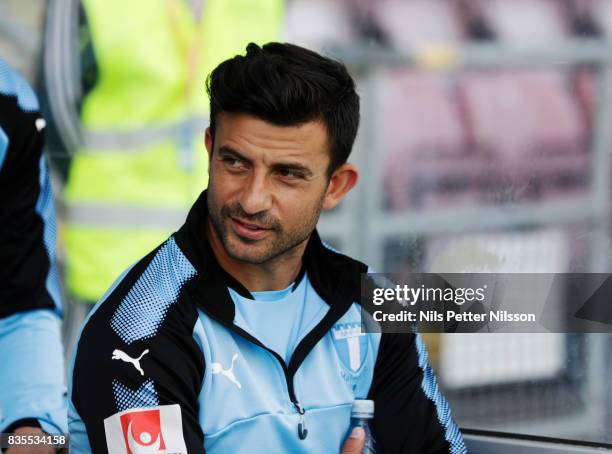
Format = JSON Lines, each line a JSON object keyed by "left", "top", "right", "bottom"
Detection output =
{"left": 351, "top": 399, "right": 374, "bottom": 419}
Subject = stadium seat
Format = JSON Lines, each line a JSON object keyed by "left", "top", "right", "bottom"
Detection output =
{"left": 458, "top": 70, "right": 588, "bottom": 202}
{"left": 283, "top": 0, "right": 355, "bottom": 50}
{"left": 374, "top": 0, "right": 465, "bottom": 51}
{"left": 476, "top": 0, "right": 571, "bottom": 46}
{"left": 381, "top": 70, "right": 488, "bottom": 210}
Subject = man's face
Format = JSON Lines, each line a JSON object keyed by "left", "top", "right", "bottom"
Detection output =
{"left": 205, "top": 112, "right": 332, "bottom": 264}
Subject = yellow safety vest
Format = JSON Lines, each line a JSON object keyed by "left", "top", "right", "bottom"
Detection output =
{"left": 64, "top": 0, "right": 284, "bottom": 301}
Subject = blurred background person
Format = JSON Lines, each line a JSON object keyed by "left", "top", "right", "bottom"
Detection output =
{"left": 42, "top": 0, "right": 285, "bottom": 348}
{"left": 0, "top": 57, "right": 66, "bottom": 453}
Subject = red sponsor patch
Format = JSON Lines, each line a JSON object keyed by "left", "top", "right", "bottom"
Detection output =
{"left": 104, "top": 404, "right": 187, "bottom": 454}
{"left": 120, "top": 409, "right": 166, "bottom": 453}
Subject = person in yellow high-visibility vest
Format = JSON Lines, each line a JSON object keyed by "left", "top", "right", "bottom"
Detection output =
{"left": 45, "top": 0, "right": 284, "bottom": 304}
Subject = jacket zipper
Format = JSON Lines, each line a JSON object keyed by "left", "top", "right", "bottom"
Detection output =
{"left": 207, "top": 316, "right": 309, "bottom": 440}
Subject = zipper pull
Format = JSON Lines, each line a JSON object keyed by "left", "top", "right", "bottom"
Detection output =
{"left": 295, "top": 402, "right": 308, "bottom": 440}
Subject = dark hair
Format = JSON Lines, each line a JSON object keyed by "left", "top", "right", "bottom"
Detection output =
{"left": 206, "top": 42, "right": 360, "bottom": 175}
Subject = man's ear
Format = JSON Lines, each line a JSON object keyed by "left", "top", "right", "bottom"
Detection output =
{"left": 205, "top": 128, "right": 213, "bottom": 160}
{"left": 322, "top": 163, "right": 359, "bottom": 211}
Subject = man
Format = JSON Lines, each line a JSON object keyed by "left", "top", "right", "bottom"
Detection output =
{"left": 0, "top": 58, "right": 67, "bottom": 452}
{"left": 69, "top": 42, "right": 466, "bottom": 453}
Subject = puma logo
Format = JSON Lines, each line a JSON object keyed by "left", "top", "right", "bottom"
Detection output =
{"left": 112, "top": 349, "right": 149, "bottom": 376}
{"left": 211, "top": 353, "right": 241, "bottom": 389}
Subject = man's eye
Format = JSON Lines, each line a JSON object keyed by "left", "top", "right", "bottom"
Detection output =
{"left": 223, "top": 157, "right": 244, "bottom": 168}
{"left": 278, "top": 168, "right": 301, "bottom": 179}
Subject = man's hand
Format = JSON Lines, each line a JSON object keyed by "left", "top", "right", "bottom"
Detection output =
{"left": 5, "top": 427, "right": 56, "bottom": 454}
{"left": 341, "top": 426, "right": 365, "bottom": 454}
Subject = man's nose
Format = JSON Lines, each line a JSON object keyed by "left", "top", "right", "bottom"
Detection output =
{"left": 239, "top": 172, "right": 273, "bottom": 215}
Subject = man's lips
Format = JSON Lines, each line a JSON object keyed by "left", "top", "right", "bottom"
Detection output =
{"left": 230, "top": 217, "right": 271, "bottom": 240}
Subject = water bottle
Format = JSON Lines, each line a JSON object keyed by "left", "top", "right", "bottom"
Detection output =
{"left": 349, "top": 399, "right": 377, "bottom": 454}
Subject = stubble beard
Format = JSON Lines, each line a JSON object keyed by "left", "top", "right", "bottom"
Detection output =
{"left": 207, "top": 193, "right": 323, "bottom": 265}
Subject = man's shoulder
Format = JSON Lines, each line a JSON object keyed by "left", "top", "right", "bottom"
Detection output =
{"left": 69, "top": 236, "right": 207, "bottom": 450}
{"left": 79, "top": 236, "right": 200, "bottom": 346}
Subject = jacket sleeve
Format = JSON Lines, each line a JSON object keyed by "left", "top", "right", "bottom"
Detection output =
{"left": 367, "top": 332, "right": 467, "bottom": 454}
{"left": 69, "top": 247, "right": 206, "bottom": 453}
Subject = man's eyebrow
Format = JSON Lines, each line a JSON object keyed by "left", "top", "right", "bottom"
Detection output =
{"left": 218, "top": 146, "right": 253, "bottom": 165}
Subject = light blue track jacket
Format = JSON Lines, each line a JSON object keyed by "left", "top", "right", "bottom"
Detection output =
{"left": 69, "top": 191, "right": 466, "bottom": 453}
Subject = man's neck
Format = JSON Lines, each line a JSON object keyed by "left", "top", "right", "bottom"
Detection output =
{"left": 206, "top": 221, "right": 307, "bottom": 292}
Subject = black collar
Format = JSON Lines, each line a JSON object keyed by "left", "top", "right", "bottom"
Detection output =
{"left": 174, "top": 190, "right": 367, "bottom": 323}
